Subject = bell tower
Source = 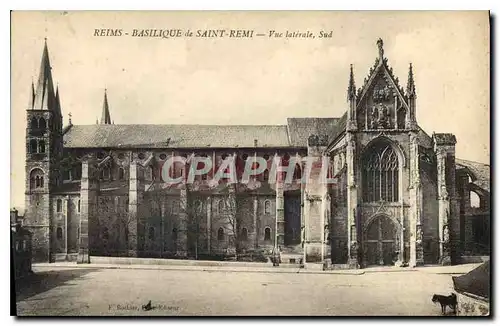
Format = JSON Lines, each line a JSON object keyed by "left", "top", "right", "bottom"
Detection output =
{"left": 24, "top": 39, "right": 63, "bottom": 262}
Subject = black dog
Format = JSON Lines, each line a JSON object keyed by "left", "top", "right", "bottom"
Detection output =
{"left": 142, "top": 300, "right": 153, "bottom": 311}
{"left": 432, "top": 293, "right": 457, "bottom": 315}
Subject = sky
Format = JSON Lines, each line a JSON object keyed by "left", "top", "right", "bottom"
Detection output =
{"left": 10, "top": 11, "right": 490, "bottom": 210}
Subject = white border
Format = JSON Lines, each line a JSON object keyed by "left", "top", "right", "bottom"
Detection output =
{"left": 3, "top": 1, "right": 497, "bottom": 325}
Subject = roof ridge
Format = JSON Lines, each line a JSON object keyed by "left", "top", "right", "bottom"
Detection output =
{"left": 70, "top": 123, "right": 290, "bottom": 127}
{"left": 456, "top": 158, "right": 490, "bottom": 166}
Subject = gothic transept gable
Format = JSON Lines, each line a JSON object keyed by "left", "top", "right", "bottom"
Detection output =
{"left": 356, "top": 60, "right": 410, "bottom": 131}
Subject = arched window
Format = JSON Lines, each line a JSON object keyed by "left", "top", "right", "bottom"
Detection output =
{"left": 293, "top": 163, "right": 302, "bottom": 181}
{"left": 118, "top": 167, "right": 125, "bottom": 180}
{"left": 77, "top": 200, "right": 81, "bottom": 213}
{"left": 470, "top": 191, "right": 481, "bottom": 208}
{"left": 30, "top": 117, "right": 38, "bottom": 129}
{"left": 56, "top": 227, "right": 63, "bottom": 240}
{"left": 39, "top": 140, "right": 45, "bottom": 153}
{"left": 264, "top": 227, "right": 271, "bottom": 241}
{"left": 362, "top": 141, "right": 399, "bottom": 202}
{"left": 30, "top": 168, "right": 44, "bottom": 189}
{"left": 39, "top": 117, "right": 46, "bottom": 129}
{"left": 264, "top": 200, "right": 271, "bottom": 215}
{"left": 172, "top": 228, "right": 178, "bottom": 241}
{"left": 217, "top": 227, "right": 224, "bottom": 241}
{"left": 146, "top": 165, "right": 155, "bottom": 181}
{"left": 29, "top": 139, "right": 37, "bottom": 153}
{"left": 263, "top": 169, "right": 269, "bottom": 181}
{"left": 56, "top": 199, "right": 62, "bottom": 212}
{"left": 149, "top": 227, "right": 155, "bottom": 241}
{"left": 218, "top": 199, "right": 224, "bottom": 214}
{"left": 241, "top": 228, "right": 248, "bottom": 241}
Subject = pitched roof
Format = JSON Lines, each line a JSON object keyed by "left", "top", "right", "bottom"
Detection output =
{"left": 456, "top": 159, "right": 490, "bottom": 192}
{"left": 286, "top": 118, "right": 339, "bottom": 147}
{"left": 327, "top": 111, "right": 348, "bottom": 146}
{"left": 453, "top": 260, "right": 490, "bottom": 299}
{"left": 64, "top": 124, "right": 293, "bottom": 149}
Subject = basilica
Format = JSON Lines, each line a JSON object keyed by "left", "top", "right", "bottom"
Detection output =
{"left": 23, "top": 39, "right": 490, "bottom": 268}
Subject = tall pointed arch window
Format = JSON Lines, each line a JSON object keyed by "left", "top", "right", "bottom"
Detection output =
{"left": 362, "top": 141, "right": 399, "bottom": 202}
{"left": 39, "top": 117, "right": 47, "bottom": 129}
{"left": 29, "top": 139, "right": 38, "bottom": 153}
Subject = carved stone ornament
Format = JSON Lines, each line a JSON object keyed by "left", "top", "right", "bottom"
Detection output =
{"left": 416, "top": 224, "right": 423, "bottom": 244}
{"left": 443, "top": 224, "right": 450, "bottom": 243}
{"left": 373, "top": 84, "right": 391, "bottom": 103}
{"left": 350, "top": 241, "right": 358, "bottom": 258}
{"left": 369, "top": 103, "right": 391, "bottom": 129}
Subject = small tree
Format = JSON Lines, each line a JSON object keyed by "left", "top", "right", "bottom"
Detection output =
{"left": 182, "top": 197, "right": 206, "bottom": 260}
{"left": 212, "top": 186, "right": 242, "bottom": 260}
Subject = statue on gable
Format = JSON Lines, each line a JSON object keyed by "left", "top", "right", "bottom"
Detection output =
{"left": 377, "top": 104, "right": 390, "bottom": 129}
{"left": 369, "top": 106, "right": 379, "bottom": 129}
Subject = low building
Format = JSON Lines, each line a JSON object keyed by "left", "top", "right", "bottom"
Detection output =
{"left": 11, "top": 209, "right": 33, "bottom": 279}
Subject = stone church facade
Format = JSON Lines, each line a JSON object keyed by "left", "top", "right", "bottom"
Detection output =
{"left": 23, "top": 39, "right": 490, "bottom": 268}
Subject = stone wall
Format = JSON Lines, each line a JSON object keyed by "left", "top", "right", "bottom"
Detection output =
{"left": 421, "top": 171, "right": 439, "bottom": 264}
{"left": 456, "top": 292, "right": 489, "bottom": 316}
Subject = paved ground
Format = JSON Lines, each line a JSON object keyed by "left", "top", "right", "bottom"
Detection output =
{"left": 14, "top": 265, "right": 466, "bottom": 316}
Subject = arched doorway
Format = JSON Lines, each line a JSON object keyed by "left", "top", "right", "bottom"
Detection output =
{"left": 365, "top": 215, "right": 398, "bottom": 266}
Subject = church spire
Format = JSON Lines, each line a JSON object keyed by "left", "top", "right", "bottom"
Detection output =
{"left": 28, "top": 80, "right": 35, "bottom": 109}
{"left": 407, "top": 63, "right": 416, "bottom": 97}
{"left": 55, "top": 85, "right": 62, "bottom": 115}
{"left": 346, "top": 64, "right": 358, "bottom": 131}
{"left": 100, "top": 89, "right": 111, "bottom": 124}
{"left": 33, "top": 38, "right": 56, "bottom": 111}
{"left": 347, "top": 64, "right": 356, "bottom": 101}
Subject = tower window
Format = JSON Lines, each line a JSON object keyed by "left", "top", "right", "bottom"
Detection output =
{"left": 29, "top": 139, "right": 37, "bottom": 153}
{"left": 30, "top": 117, "right": 38, "bottom": 129}
{"left": 56, "top": 199, "right": 62, "bottom": 212}
{"left": 39, "top": 140, "right": 45, "bottom": 153}
{"left": 217, "top": 227, "right": 224, "bottom": 241}
{"left": 30, "top": 168, "right": 44, "bottom": 190}
{"left": 56, "top": 227, "right": 63, "bottom": 240}
{"left": 264, "top": 227, "right": 271, "bottom": 241}
{"left": 38, "top": 117, "right": 46, "bottom": 129}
